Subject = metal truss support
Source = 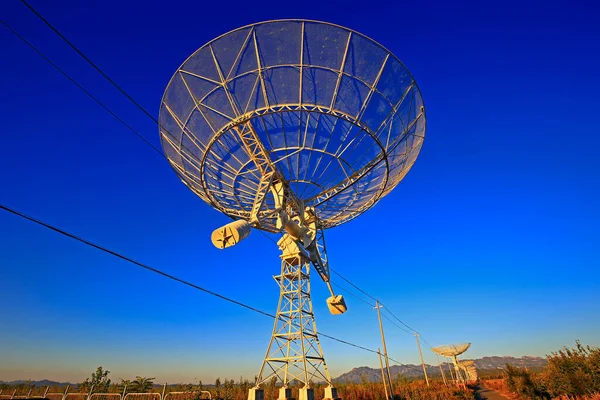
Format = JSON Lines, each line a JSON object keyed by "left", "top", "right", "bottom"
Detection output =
{"left": 250, "top": 234, "right": 340, "bottom": 400}
{"left": 250, "top": 170, "right": 275, "bottom": 225}
{"left": 232, "top": 122, "right": 302, "bottom": 223}
{"left": 451, "top": 356, "right": 467, "bottom": 386}
{"left": 233, "top": 123, "right": 274, "bottom": 177}
{"left": 312, "top": 228, "right": 330, "bottom": 282}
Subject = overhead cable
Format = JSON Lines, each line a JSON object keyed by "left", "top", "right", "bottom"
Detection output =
{"left": 0, "top": 203, "right": 274, "bottom": 319}
{"left": 1, "top": 15, "right": 427, "bottom": 346}
{"left": 19, "top": 0, "right": 160, "bottom": 126}
{"left": 0, "top": 18, "right": 164, "bottom": 158}
{"left": 331, "top": 282, "right": 376, "bottom": 307}
{"left": 383, "top": 307, "right": 420, "bottom": 335}
{"left": 382, "top": 313, "right": 414, "bottom": 336}
{"left": 6, "top": 4, "right": 438, "bottom": 354}
{"left": 330, "top": 267, "right": 379, "bottom": 303}
{"left": 0, "top": 203, "right": 390, "bottom": 358}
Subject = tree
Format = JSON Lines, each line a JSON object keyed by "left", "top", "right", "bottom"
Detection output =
{"left": 128, "top": 377, "right": 155, "bottom": 393}
{"left": 80, "top": 367, "right": 111, "bottom": 394}
{"left": 222, "top": 379, "right": 234, "bottom": 400}
{"left": 117, "top": 379, "right": 131, "bottom": 394}
{"left": 214, "top": 378, "right": 221, "bottom": 399}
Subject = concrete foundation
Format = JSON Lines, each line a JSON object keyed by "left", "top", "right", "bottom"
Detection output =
{"left": 298, "top": 388, "right": 314, "bottom": 400}
{"left": 247, "top": 388, "right": 264, "bottom": 400}
{"left": 247, "top": 386, "right": 340, "bottom": 400}
{"left": 324, "top": 386, "right": 341, "bottom": 400}
{"left": 278, "top": 387, "right": 294, "bottom": 400}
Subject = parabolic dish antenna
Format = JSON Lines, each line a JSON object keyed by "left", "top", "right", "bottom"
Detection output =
{"left": 460, "top": 360, "right": 475, "bottom": 367}
{"left": 432, "top": 343, "right": 471, "bottom": 357}
{"left": 432, "top": 343, "right": 472, "bottom": 385}
{"left": 159, "top": 20, "right": 426, "bottom": 400}
{"left": 459, "top": 360, "right": 479, "bottom": 383}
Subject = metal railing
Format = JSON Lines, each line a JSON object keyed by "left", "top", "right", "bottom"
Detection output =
{"left": 89, "top": 394, "right": 121, "bottom": 400}
{"left": 1, "top": 386, "right": 210, "bottom": 400}
{"left": 123, "top": 394, "right": 161, "bottom": 400}
{"left": 164, "top": 391, "right": 211, "bottom": 400}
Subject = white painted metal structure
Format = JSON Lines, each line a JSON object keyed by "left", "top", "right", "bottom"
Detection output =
{"left": 458, "top": 360, "right": 478, "bottom": 382}
{"left": 3, "top": 388, "right": 210, "bottom": 400}
{"left": 432, "top": 343, "right": 472, "bottom": 385}
{"left": 159, "top": 20, "right": 426, "bottom": 400}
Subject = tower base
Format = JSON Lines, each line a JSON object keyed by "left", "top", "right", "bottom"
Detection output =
{"left": 298, "top": 388, "right": 313, "bottom": 400}
{"left": 278, "top": 387, "right": 294, "bottom": 400}
{"left": 323, "top": 386, "right": 341, "bottom": 400}
{"left": 248, "top": 388, "right": 264, "bottom": 400}
{"left": 247, "top": 386, "right": 341, "bottom": 400}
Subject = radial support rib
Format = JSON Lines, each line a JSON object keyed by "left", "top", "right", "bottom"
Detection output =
{"left": 232, "top": 122, "right": 302, "bottom": 222}
{"left": 307, "top": 112, "right": 424, "bottom": 207}
{"left": 249, "top": 170, "right": 275, "bottom": 225}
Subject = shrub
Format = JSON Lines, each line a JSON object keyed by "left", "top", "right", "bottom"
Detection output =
{"left": 543, "top": 341, "right": 600, "bottom": 398}
{"left": 504, "top": 364, "right": 550, "bottom": 399}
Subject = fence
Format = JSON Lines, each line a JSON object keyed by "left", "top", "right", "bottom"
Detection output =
{"left": 164, "top": 392, "right": 211, "bottom": 400}
{"left": 89, "top": 394, "right": 121, "bottom": 400}
{"left": 0, "top": 387, "right": 210, "bottom": 400}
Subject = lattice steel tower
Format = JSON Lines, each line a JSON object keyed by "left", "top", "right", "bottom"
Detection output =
{"left": 254, "top": 235, "right": 331, "bottom": 394}
{"left": 159, "top": 20, "right": 426, "bottom": 400}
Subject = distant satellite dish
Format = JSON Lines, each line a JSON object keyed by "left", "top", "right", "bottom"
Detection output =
{"left": 459, "top": 360, "right": 475, "bottom": 367}
{"left": 458, "top": 360, "right": 478, "bottom": 383}
{"left": 432, "top": 343, "right": 472, "bottom": 385}
{"left": 431, "top": 343, "right": 471, "bottom": 357}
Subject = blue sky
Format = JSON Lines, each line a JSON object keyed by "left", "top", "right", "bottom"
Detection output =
{"left": 1, "top": 0, "right": 599, "bottom": 384}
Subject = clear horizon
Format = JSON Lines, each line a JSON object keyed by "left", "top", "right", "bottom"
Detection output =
{"left": 0, "top": 353, "right": 551, "bottom": 384}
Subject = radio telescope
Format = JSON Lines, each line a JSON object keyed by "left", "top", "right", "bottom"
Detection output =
{"left": 458, "top": 360, "right": 478, "bottom": 382}
{"left": 432, "top": 343, "right": 472, "bottom": 384}
{"left": 159, "top": 20, "right": 426, "bottom": 400}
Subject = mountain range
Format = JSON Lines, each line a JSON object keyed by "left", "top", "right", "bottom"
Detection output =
{"left": 0, "top": 379, "right": 73, "bottom": 387}
{"left": 334, "top": 356, "right": 548, "bottom": 383}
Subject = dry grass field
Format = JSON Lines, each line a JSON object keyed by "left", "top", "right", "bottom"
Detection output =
{"left": 4, "top": 342, "right": 599, "bottom": 400}
{"left": 1, "top": 380, "right": 474, "bottom": 400}
{"left": 479, "top": 342, "right": 600, "bottom": 400}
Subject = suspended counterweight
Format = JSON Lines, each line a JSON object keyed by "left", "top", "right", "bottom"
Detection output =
{"left": 211, "top": 220, "right": 252, "bottom": 249}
